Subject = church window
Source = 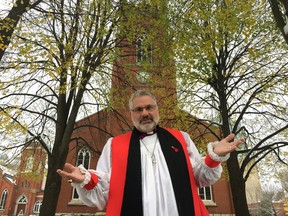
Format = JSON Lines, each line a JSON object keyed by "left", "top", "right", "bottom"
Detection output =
{"left": 17, "top": 210, "right": 24, "bottom": 216}
{"left": 198, "top": 186, "right": 212, "bottom": 201}
{"left": 73, "top": 147, "right": 91, "bottom": 200}
{"left": 76, "top": 147, "right": 91, "bottom": 169}
{"left": 0, "top": 189, "right": 8, "bottom": 210}
{"left": 33, "top": 200, "right": 42, "bottom": 213}
{"left": 25, "top": 156, "right": 34, "bottom": 172}
{"left": 136, "top": 35, "right": 152, "bottom": 64}
{"left": 18, "top": 195, "right": 28, "bottom": 204}
{"left": 21, "top": 180, "right": 30, "bottom": 188}
{"left": 72, "top": 188, "right": 80, "bottom": 200}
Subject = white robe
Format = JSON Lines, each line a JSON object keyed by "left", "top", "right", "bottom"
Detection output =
{"left": 74, "top": 131, "right": 223, "bottom": 216}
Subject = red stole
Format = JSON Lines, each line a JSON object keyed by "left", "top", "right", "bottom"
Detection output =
{"left": 106, "top": 129, "right": 209, "bottom": 216}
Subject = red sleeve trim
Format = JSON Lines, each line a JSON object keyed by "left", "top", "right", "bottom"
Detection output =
{"left": 205, "top": 154, "right": 221, "bottom": 168}
{"left": 83, "top": 172, "right": 98, "bottom": 190}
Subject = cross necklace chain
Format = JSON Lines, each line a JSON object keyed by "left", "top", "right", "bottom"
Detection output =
{"left": 140, "top": 135, "right": 158, "bottom": 165}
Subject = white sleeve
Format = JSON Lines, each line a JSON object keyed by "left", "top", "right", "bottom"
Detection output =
{"left": 181, "top": 131, "right": 223, "bottom": 188}
{"left": 72, "top": 138, "right": 113, "bottom": 210}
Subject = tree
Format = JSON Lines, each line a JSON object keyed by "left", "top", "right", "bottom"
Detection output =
{"left": 0, "top": 0, "right": 170, "bottom": 215}
{"left": 171, "top": 0, "right": 288, "bottom": 215}
{"left": 269, "top": 0, "right": 288, "bottom": 44}
{"left": 258, "top": 183, "right": 284, "bottom": 216}
{"left": 279, "top": 170, "right": 288, "bottom": 192}
{"left": 0, "top": 0, "right": 126, "bottom": 215}
{"left": 0, "top": 0, "right": 43, "bottom": 61}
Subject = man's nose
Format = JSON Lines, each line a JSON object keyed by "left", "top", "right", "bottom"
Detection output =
{"left": 141, "top": 108, "right": 149, "bottom": 116}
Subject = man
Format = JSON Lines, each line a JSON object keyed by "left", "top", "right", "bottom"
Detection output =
{"left": 57, "top": 90, "right": 244, "bottom": 216}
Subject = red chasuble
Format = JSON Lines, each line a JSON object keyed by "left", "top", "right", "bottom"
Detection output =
{"left": 106, "top": 128, "right": 210, "bottom": 216}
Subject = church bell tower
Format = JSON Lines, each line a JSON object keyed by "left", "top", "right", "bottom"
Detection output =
{"left": 110, "top": 1, "right": 178, "bottom": 131}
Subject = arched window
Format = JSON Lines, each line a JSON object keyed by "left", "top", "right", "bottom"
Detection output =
{"left": 16, "top": 195, "right": 27, "bottom": 216}
{"left": 17, "top": 210, "right": 24, "bottom": 216}
{"left": 73, "top": 147, "right": 91, "bottom": 199}
{"left": 33, "top": 200, "right": 42, "bottom": 213}
{"left": 76, "top": 147, "right": 91, "bottom": 169}
{"left": 25, "top": 156, "right": 34, "bottom": 172}
{"left": 136, "top": 35, "right": 152, "bottom": 64}
{"left": 21, "top": 180, "right": 30, "bottom": 188}
{"left": 0, "top": 189, "right": 8, "bottom": 209}
{"left": 18, "top": 195, "right": 27, "bottom": 204}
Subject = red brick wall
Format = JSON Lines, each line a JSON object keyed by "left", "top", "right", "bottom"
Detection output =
{"left": 0, "top": 175, "right": 16, "bottom": 215}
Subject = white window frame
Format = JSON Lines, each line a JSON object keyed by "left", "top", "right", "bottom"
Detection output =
{"left": 0, "top": 189, "right": 8, "bottom": 210}
{"left": 72, "top": 147, "right": 91, "bottom": 200}
{"left": 18, "top": 195, "right": 28, "bottom": 204}
{"left": 33, "top": 200, "right": 42, "bottom": 213}
{"left": 198, "top": 186, "right": 213, "bottom": 201}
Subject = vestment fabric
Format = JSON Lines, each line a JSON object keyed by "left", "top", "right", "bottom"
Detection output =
{"left": 116, "top": 127, "right": 195, "bottom": 216}
{"left": 74, "top": 127, "right": 223, "bottom": 216}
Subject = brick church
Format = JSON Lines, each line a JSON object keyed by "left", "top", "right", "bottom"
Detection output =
{"left": 55, "top": 3, "right": 236, "bottom": 216}
{"left": 0, "top": 142, "right": 46, "bottom": 215}
{"left": 0, "top": 2, "right": 241, "bottom": 216}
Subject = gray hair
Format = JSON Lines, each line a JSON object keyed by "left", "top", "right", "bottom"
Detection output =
{"left": 129, "top": 90, "right": 157, "bottom": 110}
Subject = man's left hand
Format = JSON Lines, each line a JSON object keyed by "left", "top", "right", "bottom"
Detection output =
{"left": 213, "top": 134, "right": 245, "bottom": 156}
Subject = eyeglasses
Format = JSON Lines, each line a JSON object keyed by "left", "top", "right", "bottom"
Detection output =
{"left": 131, "top": 104, "right": 157, "bottom": 113}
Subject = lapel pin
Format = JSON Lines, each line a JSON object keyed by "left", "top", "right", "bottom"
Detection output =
{"left": 171, "top": 146, "right": 179, "bottom": 152}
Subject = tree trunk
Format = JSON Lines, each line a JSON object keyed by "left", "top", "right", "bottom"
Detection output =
{"left": 227, "top": 152, "right": 250, "bottom": 216}
{"left": 39, "top": 155, "right": 65, "bottom": 216}
{"left": 269, "top": 0, "right": 288, "bottom": 45}
{"left": 39, "top": 134, "right": 70, "bottom": 216}
{"left": 218, "top": 87, "right": 250, "bottom": 216}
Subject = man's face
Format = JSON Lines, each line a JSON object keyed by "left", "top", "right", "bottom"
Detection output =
{"left": 130, "top": 95, "right": 160, "bottom": 132}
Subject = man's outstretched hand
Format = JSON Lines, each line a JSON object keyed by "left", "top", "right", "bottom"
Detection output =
{"left": 57, "top": 163, "right": 85, "bottom": 183}
{"left": 213, "top": 134, "right": 245, "bottom": 156}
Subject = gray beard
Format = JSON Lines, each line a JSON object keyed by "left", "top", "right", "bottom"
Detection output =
{"left": 136, "top": 121, "right": 157, "bottom": 132}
